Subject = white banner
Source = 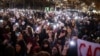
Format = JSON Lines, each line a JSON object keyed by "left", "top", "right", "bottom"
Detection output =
{"left": 77, "top": 39, "right": 100, "bottom": 56}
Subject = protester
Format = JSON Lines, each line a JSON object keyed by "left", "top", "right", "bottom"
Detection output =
{"left": 36, "top": 51, "right": 50, "bottom": 56}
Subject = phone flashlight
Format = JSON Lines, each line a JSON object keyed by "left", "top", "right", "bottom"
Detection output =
{"left": 69, "top": 40, "right": 76, "bottom": 46}
{"left": 0, "top": 20, "right": 3, "bottom": 23}
{"left": 15, "top": 23, "right": 19, "bottom": 25}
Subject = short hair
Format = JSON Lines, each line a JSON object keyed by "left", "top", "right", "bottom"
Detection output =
{"left": 37, "top": 51, "right": 50, "bottom": 56}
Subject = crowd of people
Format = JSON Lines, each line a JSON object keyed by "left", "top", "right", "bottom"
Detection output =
{"left": 0, "top": 9, "right": 100, "bottom": 56}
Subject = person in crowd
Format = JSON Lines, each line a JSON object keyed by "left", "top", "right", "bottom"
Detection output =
{"left": 52, "top": 46, "right": 60, "bottom": 56}
{"left": 41, "top": 39, "right": 52, "bottom": 54}
{"left": 15, "top": 32, "right": 27, "bottom": 56}
{"left": 36, "top": 51, "right": 50, "bottom": 56}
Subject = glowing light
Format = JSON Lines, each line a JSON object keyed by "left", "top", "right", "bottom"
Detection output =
{"left": 36, "top": 27, "right": 40, "bottom": 31}
{"left": 92, "top": 10, "right": 96, "bottom": 13}
{"left": 0, "top": 20, "right": 3, "bottom": 23}
{"left": 53, "top": 25, "right": 57, "bottom": 29}
{"left": 70, "top": 41, "right": 75, "bottom": 46}
{"left": 74, "top": 16, "right": 78, "bottom": 20}
{"left": 47, "top": 22, "right": 50, "bottom": 25}
{"left": 15, "top": 23, "right": 19, "bottom": 25}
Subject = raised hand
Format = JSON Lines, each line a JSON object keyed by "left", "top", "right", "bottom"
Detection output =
{"left": 27, "top": 43, "right": 32, "bottom": 53}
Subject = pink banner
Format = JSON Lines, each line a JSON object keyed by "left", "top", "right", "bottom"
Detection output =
{"left": 77, "top": 39, "right": 100, "bottom": 56}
